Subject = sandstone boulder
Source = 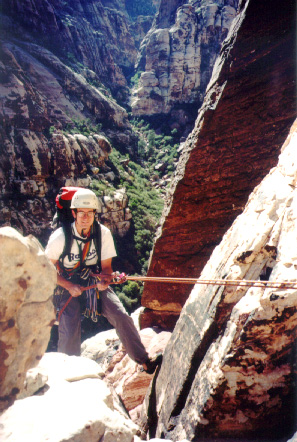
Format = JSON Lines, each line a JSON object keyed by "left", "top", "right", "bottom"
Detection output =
{"left": 0, "top": 227, "right": 56, "bottom": 412}
{"left": 81, "top": 328, "right": 120, "bottom": 368}
{"left": 0, "top": 353, "right": 140, "bottom": 442}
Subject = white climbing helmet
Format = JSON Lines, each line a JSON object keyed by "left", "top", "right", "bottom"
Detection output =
{"left": 70, "top": 188, "right": 100, "bottom": 210}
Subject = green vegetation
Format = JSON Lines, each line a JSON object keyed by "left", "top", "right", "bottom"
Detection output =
{"left": 114, "top": 280, "right": 143, "bottom": 313}
{"left": 131, "top": 118, "right": 180, "bottom": 179}
{"left": 90, "top": 180, "right": 114, "bottom": 196}
{"left": 129, "top": 71, "right": 142, "bottom": 89}
{"left": 62, "top": 118, "right": 102, "bottom": 137}
{"left": 125, "top": 0, "right": 157, "bottom": 18}
{"left": 108, "top": 148, "right": 164, "bottom": 271}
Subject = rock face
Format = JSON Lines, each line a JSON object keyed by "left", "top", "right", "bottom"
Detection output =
{"left": 141, "top": 0, "right": 297, "bottom": 330}
{"left": 141, "top": 116, "right": 297, "bottom": 440}
{"left": 0, "top": 227, "right": 56, "bottom": 412}
{"left": 1, "top": 0, "right": 137, "bottom": 99}
{"left": 101, "top": 188, "right": 133, "bottom": 238}
{"left": 0, "top": 0, "right": 149, "bottom": 244}
{"left": 131, "top": 0, "right": 238, "bottom": 121}
{"left": 105, "top": 327, "right": 171, "bottom": 419}
{"left": 0, "top": 108, "right": 131, "bottom": 242}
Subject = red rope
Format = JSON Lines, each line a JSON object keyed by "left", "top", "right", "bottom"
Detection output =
{"left": 81, "top": 274, "right": 297, "bottom": 291}
{"left": 57, "top": 296, "right": 72, "bottom": 321}
{"left": 125, "top": 275, "right": 297, "bottom": 289}
{"left": 57, "top": 273, "right": 297, "bottom": 321}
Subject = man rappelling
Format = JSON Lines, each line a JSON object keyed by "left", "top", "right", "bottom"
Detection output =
{"left": 45, "top": 187, "right": 162, "bottom": 374}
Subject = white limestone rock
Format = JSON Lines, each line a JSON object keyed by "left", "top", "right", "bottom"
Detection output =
{"left": 81, "top": 329, "right": 120, "bottom": 366}
{"left": 0, "top": 378, "right": 139, "bottom": 442}
{"left": 0, "top": 352, "right": 140, "bottom": 442}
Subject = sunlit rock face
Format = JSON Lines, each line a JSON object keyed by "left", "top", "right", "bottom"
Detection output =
{"left": 140, "top": 0, "right": 297, "bottom": 330}
{"left": 0, "top": 227, "right": 56, "bottom": 412}
{"left": 131, "top": 0, "right": 239, "bottom": 120}
{"left": 141, "top": 116, "right": 297, "bottom": 442}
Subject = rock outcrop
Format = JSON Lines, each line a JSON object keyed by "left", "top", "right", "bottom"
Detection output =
{"left": 104, "top": 327, "right": 171, "bottom": 420}
{"left": 0, "top": 352, "right": 141, "bottom": 442}
{"left": 100, "top": 188, "right": 133, "bottom": 238}
{"left": 1, "top": 0, "right": 137, "bottom": 99}
{"left": 132, "top": 0, "right": 238, "bottom": 123}
{"left": 141, "top": 0, "right": 297, "bottom": 330}
{"left": 141, "top": 115, "right": 297, "bottom": 440}
{"left": 81, "top": 308, "right": 171, "bottom": 422}
{"left": 0, "top": 350, "right": 192, "bottom": 441}
{"left": 0, "top": 0, "right": 146, "bottom": 244}
{"left": 0, "top": 227, "right": 56, "bottom": 412}
{"left": 0, "top": 32, "right": 135, "bottom": 241}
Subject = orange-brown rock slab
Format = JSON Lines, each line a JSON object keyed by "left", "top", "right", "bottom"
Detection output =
{"left": 141, "top": 0, "right": 297, "bottom": 330}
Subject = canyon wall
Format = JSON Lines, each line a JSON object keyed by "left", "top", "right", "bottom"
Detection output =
{"left": 142, "top": 115, "right": 297, "bottom": 441}
{"left": 140, "top": 0, "right": 297, "bottom": 330}
{"left": 0, "top": 0, "right": 142, "bottom": 243}
{"left": 132, "top": 0, "right": 239, "bottom": 133}
{"left": 1, "top": 0, "right": 136, "bottom": 100}
{"left": 0, "top": 227, "right": 56, "bottom": 412}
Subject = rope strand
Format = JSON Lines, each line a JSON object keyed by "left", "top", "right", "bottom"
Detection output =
{"left": 82, "top": 274, "right": 297, "bottom": 291}
{"left": 125, "top": 276, "right": 297, "bottom": 290}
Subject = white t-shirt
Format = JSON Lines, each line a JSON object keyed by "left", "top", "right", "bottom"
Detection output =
{"left": 45, "top": 222, "right": 117, "bottom": 269}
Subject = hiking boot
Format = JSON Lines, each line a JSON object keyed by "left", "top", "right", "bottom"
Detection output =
{"left": 142, "top": 352, "right": 163, "bottom": 374}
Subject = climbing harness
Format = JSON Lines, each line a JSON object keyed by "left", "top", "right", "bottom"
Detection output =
{"left": 56, "top": 227, "right": 101, "bottom": 322}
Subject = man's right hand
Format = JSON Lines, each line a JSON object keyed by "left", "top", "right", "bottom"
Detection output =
{"left": 53, "top": 261, "right": 83, "bottom": 298}
{"left": 67, "top": 283, "right": 83, "bottom": 297}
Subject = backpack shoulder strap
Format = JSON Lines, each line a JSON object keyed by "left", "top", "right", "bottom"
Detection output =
{"left": 94, "top": 221, "right": 102, "bottom": 271}
{"left": 59, "top": 222, "right": 73, "bottom": 267}
{"left": 58, "top": 221, "right": 101, "bottom": 271}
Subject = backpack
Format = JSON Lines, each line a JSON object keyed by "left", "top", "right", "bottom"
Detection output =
{"left": 52, "top": 186, "right": 102, "bottom": 271}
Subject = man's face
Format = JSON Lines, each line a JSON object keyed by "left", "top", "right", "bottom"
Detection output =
{"left": 72, "top": 208, "right": 95, "bottom": 232}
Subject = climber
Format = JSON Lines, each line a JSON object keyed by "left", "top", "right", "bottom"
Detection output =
{"left": 45, "top": 187, "right": 162, "bottom": 374}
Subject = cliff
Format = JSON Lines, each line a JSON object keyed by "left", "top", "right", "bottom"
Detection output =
{"left": 141, "top": 115, "right": 297, "bottom": 440}
{"left": 0, "top": 0, "right": 143, "bottom": 243}
{"left": 1, "top": 0, "right": 137, "bottom": 100}
{"left": 131, "top": 0, "right": 239, "bottom": 133}
{"left": 140, "top": 0, "right": 297, "bottom": 330}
